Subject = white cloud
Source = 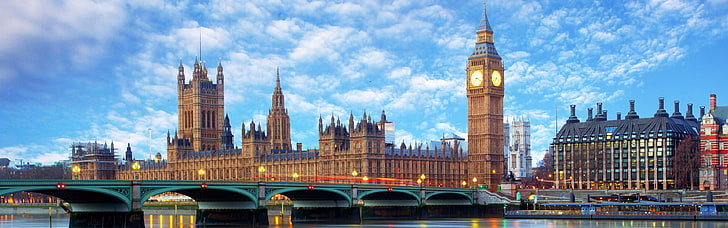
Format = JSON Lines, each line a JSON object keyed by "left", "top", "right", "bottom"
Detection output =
{"left": 0, "top": 0, "right": 127, "bottom": 92}
{"left": 266, "top": 19, "right": 303, "bottom": 41}
{"left": 388, "top": 67, "right": 412, "bottom": 80}
{"left": 332, "top": 89, "right": 391, "bottom": 108}
{"left": 290, "top": 26, "right": 368, "bottom": 62}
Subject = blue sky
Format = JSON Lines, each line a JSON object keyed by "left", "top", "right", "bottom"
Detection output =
{"left": 1, "top": 0, "right": 726, "bottom": 166}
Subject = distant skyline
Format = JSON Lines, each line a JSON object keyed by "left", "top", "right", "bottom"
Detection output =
{"left": 1, "top": 0, "right": 726, "bottom": 165}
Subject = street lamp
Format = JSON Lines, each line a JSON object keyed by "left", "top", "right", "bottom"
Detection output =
{"left": 363, "top": 176, "right": 368, "bottom": 183}
{"left": 419, "top": 174, "right": 426, "bottom": 187}
{"left": 462, "top": 181, "right": 467, "bottom": 188}
{"left": 351, "top": 170, "right": 358, "bottom": 184}
{"left": 71, "top": 165, "right": 81, "bottom": 179}
{"left": 472, "top": 177, "right": 478, "bottom": 190}
{"left": 131, "top": 162, "right": 141, "bottom": 180}
{"left": 197, "top": 169, "right": 206, "bottom": 180}
{"left": 292, "top": 172, "right": 299, "bottom": 182}
{"left": 258, "top": 166, "right": 266, "bottom": 182}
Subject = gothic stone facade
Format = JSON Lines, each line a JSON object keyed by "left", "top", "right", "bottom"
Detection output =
{"left": 115, "top": 62, "right": 471, "bottom": 187}
{"left": 113, "top": 3, "right": 505, "bottom": 188}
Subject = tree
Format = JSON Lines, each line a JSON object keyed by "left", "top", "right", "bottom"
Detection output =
{"left": 531, "top": 149, "right": 555, "bottom": 189}
{"left": 673, "top": 136, "right": 699, "bottom": 189}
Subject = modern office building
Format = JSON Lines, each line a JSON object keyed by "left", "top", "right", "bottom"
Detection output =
{"left": 551, "top": 98, "right": 700, "bottom": 190}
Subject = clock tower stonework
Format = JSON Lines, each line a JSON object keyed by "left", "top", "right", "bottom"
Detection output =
{"left": 467, "top": 1, "right": 504, "bottom": 190}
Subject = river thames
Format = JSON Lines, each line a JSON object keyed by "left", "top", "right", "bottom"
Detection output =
{"left": 2, "top": 214, "right": 728, "bottom": 228}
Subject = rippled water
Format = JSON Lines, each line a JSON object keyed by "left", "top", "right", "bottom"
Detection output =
{"left": 2, "top": 214, "right": 726, "bottom": 228}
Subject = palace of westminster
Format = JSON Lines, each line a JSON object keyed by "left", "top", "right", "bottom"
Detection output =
{"left": 69, "top": 2, "right": 727, "bottom": 191}
{"left": 70, "top": 3, "right": 506, "bottom": 189}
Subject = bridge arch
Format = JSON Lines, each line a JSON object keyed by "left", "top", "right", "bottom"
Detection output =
{"left": 266, "top": 187, "right": 352, "bottom": 208}
{"left": 0, "top": 185, "right": 132, "bottom": 212}
{"left": 358, "top": 189, "right": 420, "bottom": 206}
{"left": 142, "top": 186, "right": 258, "bottom": 209}
{"left": 424, "top": 191, "right": 473, "bottom": 205}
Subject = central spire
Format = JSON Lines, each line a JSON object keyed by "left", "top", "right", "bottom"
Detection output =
{"left": 478, "top": 1, "right": 493, "bottom": 32}
{"left": 272, "top": 67, "right": 284, "bottom": 108}
{"left": 276, "top": 67, "right": 281, "bottom": 90}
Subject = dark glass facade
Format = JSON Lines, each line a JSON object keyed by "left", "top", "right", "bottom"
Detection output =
{"left": 552, "top": 98, "right": 700, "bottom": 190}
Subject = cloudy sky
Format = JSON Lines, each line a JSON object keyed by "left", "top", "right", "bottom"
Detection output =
{"left": 1, "top": 0, "right": 726, "bottom": 166}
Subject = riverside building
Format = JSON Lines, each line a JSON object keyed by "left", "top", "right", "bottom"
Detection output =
{"left": 552, "top": 98, "right": 700, "bottom": 190}
{"left": 699, "top": 94, "right": 728, "bottom": 190}
{"left": 75, "top": 2, "right": 506, "bottom": 190}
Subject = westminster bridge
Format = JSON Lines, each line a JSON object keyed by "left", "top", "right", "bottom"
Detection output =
{"left": 0, "top": 180, "right": 513, "bottom": 227}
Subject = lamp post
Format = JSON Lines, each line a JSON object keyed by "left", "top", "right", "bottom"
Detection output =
{"left": 462, "top": 181, "right": 467, "bottom": 188}
{"left": 351, "top": 170, "right": 358, "bottom": 184}
{"left": 197, "top": 169, "right": 206, "bottom": 181}
{"left": 131, "top": 162, "right": 141, "bottom": 180}
{"left": 292, "top": 172, "right": 299, "bottom": 182}
{"left": 363, "top": 176, "right": 368, "bottom": 183}
{"left": 419, "top": 174, "right": 426, "bottom": 188}
{"left": 71, "top": 165, "right": 81, "bottom": 180}
{"left": 472, "top": 177, "right": 478, "bottom": 190}
{"left": 258, "top": 166, "right": 266, "bottom": 182}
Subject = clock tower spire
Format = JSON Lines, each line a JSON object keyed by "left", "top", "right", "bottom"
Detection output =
{"left": 467, "top": 0, "right": 504, "bottom": 190}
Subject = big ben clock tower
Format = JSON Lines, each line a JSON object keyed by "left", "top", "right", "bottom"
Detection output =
{"left": 467, "top": 1, "right": 504, "bottom": 190}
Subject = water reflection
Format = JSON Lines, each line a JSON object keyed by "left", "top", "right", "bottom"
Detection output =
{"left": 144, "top": 214, "right": 294, "bottom": 228}
{"left": 2, "top": 214, "right": 728, "bottom": 227}
{"left": 146, "top": 214, "right": 196, "bottom": 228}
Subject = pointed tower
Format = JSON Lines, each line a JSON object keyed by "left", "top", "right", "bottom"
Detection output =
{"left": 176, "top": 57, "right": 225, "bottom": 152}
{"left": 220, "top": 114, "right": 234, "bottom": 150}
{"left": 268, "top": 68, "right": 292, "bottom": 151}
{"left": 125, "top": 143, "right": 133, "bottom": 162}
{"left": 466, "top": 1, "right": 504, "bottom": 189}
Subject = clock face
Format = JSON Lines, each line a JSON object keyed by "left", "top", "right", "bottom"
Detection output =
{"left": 491, "top": 70, "right": 502, "bottom": 87}
{"left": 470, "top": 70, "right": 483, "bottom": 87}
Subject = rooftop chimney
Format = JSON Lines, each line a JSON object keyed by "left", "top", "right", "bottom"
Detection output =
{"left": 686, "top": 103, "right": 697, "bottom": 122}
{"left": 587, "top": 108, "right": 593, "bottom": 121}
{"left": 654, "top": 97, "right": 669, "bottom": 117}
{"left": 626, "top": 100, "right": 639, "bottom": 120}
{"left": 671, "top": 100, "right": 683, "bottom": 119}
{"left": 567, "top": 105, "right": 580, "bottom": 123}
{"left": 710, "top": 94, "right": 717, "bottom": 111}
{"left": 616, "top": 112, "right": 622, "bottom": 120}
